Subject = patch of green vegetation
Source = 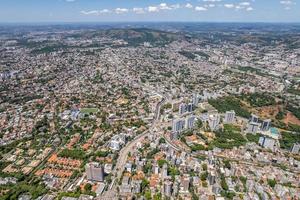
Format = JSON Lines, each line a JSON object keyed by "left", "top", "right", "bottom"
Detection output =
{"left": 220, "top": 174, "right": 229, "bottom": 190}
{"left": 0, "top": 182, "right": 48, "bottom": 200}
{"left": 287, "top": 87, "right": 300, "bottom": 96}
{"left": 209, "top": 124, "right": 247, "bottom": 149}
{"left": 80, "top": 108, "right": 99, "bottom": 114}
{"left": 240, "top": 93, "right": 276, "bottom": 107}
{"left": 246, "top": 133, "right": 263, "bottom": 144}
{"left": 267, "top": 179, "right": 277, "bottom": 188}
{"left": 200, "top": 171, "right": 208, "bottom": 181}
{"left": 178, "top": 51, "right": 196, "bottom": 59}
{"left": 280, "top": 131, "right": 300, "bottom": 150}
{"left": 58, "top": 148, "right": 86, "bottom": 160}
{"left": 157, "top": 159, "right": 168, "bottom": 168}
{"left": 208, "top": 96, "right": 251, "bottom": 118}
{"left": 237, "top": 66, "right": 275, "bottom": 78}
{"left": 94, "top": 150, "right": 109, "bottom": 157}
{"left": 286, "top": 104, "right": 300, "bottom": 120}
{"left": 190, "top": 144, "right": 206, "bottom": 152}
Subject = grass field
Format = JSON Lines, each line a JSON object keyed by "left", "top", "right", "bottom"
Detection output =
{"left": 80, "top": 108, "right": 99, "bottom": 114}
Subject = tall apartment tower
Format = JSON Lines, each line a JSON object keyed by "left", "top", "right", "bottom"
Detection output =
{"left": 224, "top": 110, "right": 235, "bottom": 124}
{"left": 85, "top": 162, "right": 104, "bottom": 182}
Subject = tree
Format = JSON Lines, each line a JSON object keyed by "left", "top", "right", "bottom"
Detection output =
{"left": 144, "top": 190, "right": 151, "bottom": 200}
{"left": 267, "top": 179, "right": 277, "bottom": 188}
{"left": 84, "top": 183, "right": 92, "bottom": 192}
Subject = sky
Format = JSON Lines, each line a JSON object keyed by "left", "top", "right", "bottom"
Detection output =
{"left": 0, "top": 0, "right": 299, "bottom": 23}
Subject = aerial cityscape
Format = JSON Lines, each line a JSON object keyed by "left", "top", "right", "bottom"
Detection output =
{"left": 0, "top": 1, "right": 300, "bottom": 200}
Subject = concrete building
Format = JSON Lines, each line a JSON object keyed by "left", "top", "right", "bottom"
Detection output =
{"left": 85, "top": 162, "right": 104, "bottom": 182}
{"left": 259, "top": 136, "right": 276, "bottom": 151}
{"left": 261, "top": 119, "right": 271, "bottom": 131}
{"left": 164, "top": 180, "right": 173, "bottom": 197}
{"left": 192, "top": 93, "right": 199, "bottom": 106}
{"left": 172, "top": 119, "right": 185, "bottom": 133}
{"left": 179, "top": 103, "right": 187, "bottom": 115}
{"left": 291, "top": 143, "right": 300, "bottom": 154}
{"left": 186, "top": 116, "right": 196, "bottom": 129}
{"left": 250, "top": 114, "right": 259, "bottom": 123}
{"left": 247, "top": 122, "right": 260, "bottom": 134}
{"left": 224, "top": 110, "right": 235, "bottom": 124}
{"left": 208, "top": 114, "right": 220, "bottom": 131}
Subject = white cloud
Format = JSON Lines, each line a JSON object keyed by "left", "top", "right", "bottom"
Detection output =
{"left": 185, "top": 3, "right": 193, "bottom": 8}
{"left": 99, "top": 9, "right": 111, "bottom": 14}
{"left": 148, "top": 6, "right": 159, "bottom": 12}
{"left": 205, "top": 4, "right": 216, "bottom": 8}
{"left": 246, "top": 7, "right": 253, "bottom": 11}
{"left": 132, "top": 7, "right": 145, "bottom": 14}
{"left": 80, "top": 9, "right": 111, "bottom": 15}
{"left": 159, "top": 3, "right": 172, "bottom": 10}
{"left": 80, "top": 10, "right": 99, "bottom": 15}
{"left": 240, "top": 2, "right": 251, "bottom": 6}
{"left": 195, "top": 6, "right": 207, "bottom": 11}
{"left": 224, "top": 4, "right": 234, "bottom": 8}
{"left": 65, "top": 0, "right": 75, "bottom": 2}
{"left": 115, "top": 8, "right": 128, "bottom": 14}
{"left": 280, "top": 0, "right": 294, "bottom": 5}
{"left": 203, "top": 0, "right": 222, "bottom": 2}
{"left": 171, "top": 4, "right": 181, "bottom": 9}
{"left": 280, "top": 0, "right": 296, "bottom": 9}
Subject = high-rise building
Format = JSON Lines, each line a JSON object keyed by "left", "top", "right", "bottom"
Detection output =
{"left": 164, "top": 181, "right": 173, "bottom": 197}
{"left": 161, "top": 163, "right": 168, "bottom": 179}
{"left": 261, "top": 119, "right": 271, "bottom": 131}
{"left": 181, "top": 176, "right": 190, "bottom": 192}
{"left": 259, "top": 136, "right": 276, "bottom": 151}
{"left": 186, "top": 103, "right": 194, "bottom": 112}
{"left": 224, "top": 110, "right": 235, "bottom": 124}
{"left": 250, "top": 114, "right": 259, "bottom": 123}
{"left": 247, "top": 122, "right": 260, "bottom": 134}
{"left": 186, "top": 116, "right": 196, "bottom": 129}
{"left": 192, "top": 93, "right": 199, "bottom": 106}
{"left": 85, "top": 163, "right": 104, "bottom": 182}
{"left": 208, "top": 114, "right": 220, "bottom": 131}
{"left": 172, "top": 119, "right": 185, "bottom": 133}
{"left": 179, "top": 103, "right": 187, "bottom": 115}
{"left": 208, "top": 171, "right": 216, "bottom": 185}
{"left": 291, "top": 143, "right": 300, "bottom": 154}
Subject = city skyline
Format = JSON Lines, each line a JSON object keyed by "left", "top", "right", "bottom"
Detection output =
{"left": 0, "top": 0, "right": 299, "bottom": 23}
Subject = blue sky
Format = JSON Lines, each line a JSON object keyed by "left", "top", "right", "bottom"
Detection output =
{"left": 0, "top": 0, "right": 299, "bottom": 23}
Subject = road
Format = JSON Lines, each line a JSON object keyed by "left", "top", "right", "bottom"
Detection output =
{"left": 99, "top": 96, "right": 165, "bottom": 199}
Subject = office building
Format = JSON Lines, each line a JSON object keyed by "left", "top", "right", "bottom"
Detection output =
{"left": 86, "top": 163, "right": 105, "bottom": 182}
